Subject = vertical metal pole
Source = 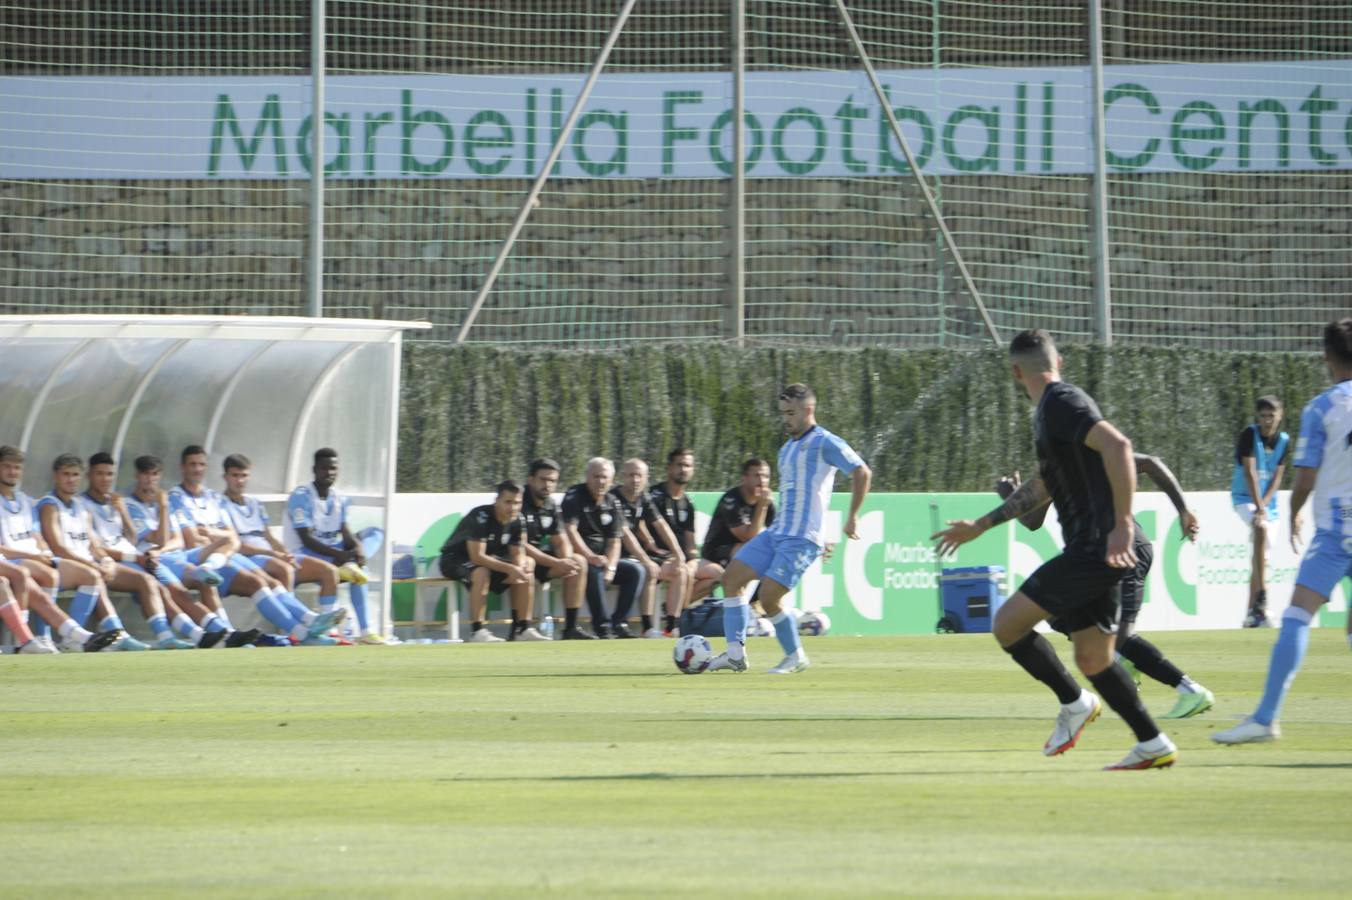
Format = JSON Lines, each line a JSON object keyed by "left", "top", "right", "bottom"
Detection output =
{"left": 455, "top": 0, "right": 641, "bottom": 344}
{"left": 730, "top": 0, "right": 746, "bottom": 347}
{"left": 306, "top": 0, "right": 325, "bottom": 318}
{"left": 1088, "top": 0, "right": 1113, "bottom": 344}
{"left": 378, "top": 337, "right": 402, "bottom": 638}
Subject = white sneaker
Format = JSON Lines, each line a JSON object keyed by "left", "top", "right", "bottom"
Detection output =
{"left": 37, "top": 636, "right": 61, "bottom": 653}
{"left": 514, "top": 627, "right": 550, "bottom": 642}
{"left": 1044, "top": 693, "right": 1102, "bottom": 756}
{"left": 18, "top": 639, "right": 57, "bottom": 654}
{"left": 642, "top": 627, "right": 665, "bottom": 639}
{"left": 1105, "top": 735, "right": 1178, "bottom": 770}
{"left": 767, "top": 652, "right": 810, "bottom": 675}
{"left": 1211, "top": 717, "right": 1281, "bottom": 745}
{"left": 707, "top": 651, "right": 748, "bottom": 673}
{"left": 469, "top": 628, "right": 504, "bottom": 643}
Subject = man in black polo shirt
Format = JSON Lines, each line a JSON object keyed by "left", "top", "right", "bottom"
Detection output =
{"left": 610, "top": 458, "right": 689, "bottom": 638}
{"left": 521, "top": 458, "right": 591, "bottom": 640}
{"left": 649, "top": 449, "right": 702, "bottom": 629}
{"left": 693, "top": 457, "right": 776, "bottom": 604}
{"left": 932, "top": 329, "right": 1176, "bottom": 771}
{"left": 439, "top": 480, "right": 540, "bottom": 642}
{"left": 561, "top": 458, "right": 644, "bottom": 639}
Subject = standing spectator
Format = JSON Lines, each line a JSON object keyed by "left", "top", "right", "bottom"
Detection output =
{"left": 521, "top": 459, "right": 591, "bottom": 640}
{"left": 439, "top": 481, "right": 542, "bottom": 642}
{"left": 561, "top": 459, "right": 644, "bottom": 639}
{"left": 610, "top": 458, "right": 689, "bottom": 638}
{"left": 1231, "top": 396, "right": 1289, "bottom": 627}
{"left": 693, "top": 458, "right": 776, "bottom": 604}
{"left": 648, "top": 449, "right": 700, "bottom": 630}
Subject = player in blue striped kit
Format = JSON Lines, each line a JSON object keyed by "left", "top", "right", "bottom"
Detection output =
{"left": 708, "top": 384, "right": 871, "bottom": 675}
{"left": 1214, "top": 318, "right": 1352, "bottom": 744}
{"left": 284, "top": 448, "right": 385, "bottom": 645}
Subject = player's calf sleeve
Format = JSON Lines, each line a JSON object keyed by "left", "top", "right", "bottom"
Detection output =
{"left": 1254, "top": 606, "right": 1313, "bottom": 726}
{"left": 1088, "top": 664, "right": 1160, "bottom": 743}
{"left": 1003, "top": 632, "right": 1082, "bottom": 705}
{"left": 722, "top": 596, "right": 751, "bottom": 650}
{"left": 274, "top": 589, "right": 314, "bottom": 624}
{"left": 0, "top": 601, "right": 34, "bottom": 644}
{"left": 69, "top": 585, "right": 100, "bottom": 627}
{"left": 348, "top": 583, "right": 370, "bottom": 631}
{"left": 1117, "top": 634, "right": 1184, "bottom": 688}
{"left": 770, "top": 610, "right": 802, "bottom": 657}
{"left": 252, "top": 589, "right": 297, "bottom": 631}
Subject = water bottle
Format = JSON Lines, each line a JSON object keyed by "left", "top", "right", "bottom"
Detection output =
{"left": 540, "top": 616, "right": 555, "bottom": 639}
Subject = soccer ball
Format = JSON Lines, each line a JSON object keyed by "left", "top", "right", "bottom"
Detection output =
{"left": 673, "top": 634, "right": 713, "bottom": 674}
{"left": 798, "top": 610, "right": 831, "bottom": 637}
{"left": 751, "top": 616, "right": 774, "bottom": 637}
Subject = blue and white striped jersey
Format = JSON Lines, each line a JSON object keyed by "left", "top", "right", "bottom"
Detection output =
{"left": 770, "top": 425, "right": 864, "bottom": 546}
{"left": 1293, "top": 379, "right": 1352, "bottom": 535}
{"left": 125, "top": 493, "right": 193, "bottom": 552}
{"left": 283, "top": 483, "right": 350, "bottom": 552}
{"left": 76, "top": 492, "right": 137, "bottom": 556}
{"left": 35, "top": 493, "right": 94, "bottom": 561}
{"left": 0, "top": 490, "right": 41, "bottom": 554}
{"left": 168, "top": 483, "right": 233, "bottom": 532}
{"left": 224, "top": 493, "right": 270, "bottom": 542}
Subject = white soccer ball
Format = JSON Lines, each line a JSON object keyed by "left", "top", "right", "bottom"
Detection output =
{"left": 673, "top": 634, "right": 713, "bottom": 674}
{"left": 752, "top": 616, "right": 774, "bottom": 637}
{"left": 798, "top": 610, "right": 831, "bottom": 637}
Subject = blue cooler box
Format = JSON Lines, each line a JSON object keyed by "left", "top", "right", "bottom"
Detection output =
{"left": 939, "top": 566, "right": 1007, "bottom": 633}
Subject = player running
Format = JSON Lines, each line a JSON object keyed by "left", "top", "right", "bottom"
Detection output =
{"left": 707, "top": 383, "right": 871, "bottom": 675}
{"left": 1213, "top": 318, "right": 1352, "bottom": 744}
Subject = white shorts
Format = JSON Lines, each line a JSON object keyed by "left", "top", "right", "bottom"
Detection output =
{"left": 1233, "top": 503, "right": 1276, "bottom": 549}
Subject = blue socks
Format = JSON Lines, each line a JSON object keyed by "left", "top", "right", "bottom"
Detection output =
{"left": 274, "top": 590, "right": 312, "bottom": 622}
{"left": 253, "top": 589, "right": 299, "bottom": 631}
{"left": 31, "top": 616, "right": 51, "bottom": 639}
{"left": 771, "top": 610, "right": 803, "bottom": 657}
{"left": 99, "top": 614, "right": 124, "bottom": 632}
{"left": 722, "top": 597, "right": 750, "bottom": 653}
{"left": 70, "top": 585, "right": 100, "bottom": 627}
{"left": 1254, "top": 606, "right": 1313, "bottom": 726}
{"left": 349, "top": 583, "right": 370, "bottom": 632}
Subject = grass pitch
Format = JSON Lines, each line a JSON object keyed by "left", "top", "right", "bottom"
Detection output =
{"left": 2, "top": 629, "right": 1349, "bottom": 898}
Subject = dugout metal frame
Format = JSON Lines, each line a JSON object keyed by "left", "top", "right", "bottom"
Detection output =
{"left": 0, "top": 314, "right": 430, "bottom": 636}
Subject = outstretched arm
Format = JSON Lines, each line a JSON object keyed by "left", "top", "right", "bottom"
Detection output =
{"left": 934, "top": 476, "right": 1051, "bottom": 557}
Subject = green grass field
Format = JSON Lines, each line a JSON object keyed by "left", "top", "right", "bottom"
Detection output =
{"left": 2, "top": 629, "right": 1349, "bottom": 898}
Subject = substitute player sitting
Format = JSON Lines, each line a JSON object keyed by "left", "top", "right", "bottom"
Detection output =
{"left": 0, "top": 445, "right": 120, "bottom": 652}
{"left": 220, "top": 453, "right": 347, "bottom": 642}
{"left": 609, "top": 458, "right": 688, "bottom": 638}
{"left": 438, "top": 480, "right": 541, "bottom": 642}
{"left": 708, "top": 384, "right": 871, "bottom": 675}
{"left": 283, "top": 448, "right": 384, "bottom": 644}
{"left": 692, "top": 457, "right": 776, "bottom": 605}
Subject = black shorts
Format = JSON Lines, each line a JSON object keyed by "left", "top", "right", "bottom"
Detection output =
{"left": 1048, "top": 538, "right": 1152, "bottom": 636}
{"left": 1020, "top": 550, "right": 1127, "bottom": 636}
{"left": 701, "top": 546, "right": 733, "bottom": 569}
{"left": 439, "top": 555, "right": 510, "bottom": 594}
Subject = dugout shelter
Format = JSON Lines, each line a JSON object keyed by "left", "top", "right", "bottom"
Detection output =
{"left": 0, "top": 314, "right": 430, "bottom": 634}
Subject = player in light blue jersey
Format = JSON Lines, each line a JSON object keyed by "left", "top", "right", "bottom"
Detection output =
{"left": 708, "top": 383, "right": 871, "bottom": 674}
{"left": 1231, "top": 395, "right": 1290, "bottom": 627}
{"left": 171, "top": 445, "right": 342, "bottom": 645}
{"left": 283, "top": 448, "right": 386, "bottom": 645}
{"left": 1215, "top": 318, "right": 1352, "bottom": 745}
{"left": 220, "top": 453, "right": 348, "bottom": 644}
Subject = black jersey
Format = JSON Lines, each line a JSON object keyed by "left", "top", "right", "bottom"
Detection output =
{"left": 647, "top": 482, "right": 696, "bottom": 555}
{"left": 701, "top": 487, "right": 776, "bottom": 563}
{"left": 608, "top": 486, "right": 661, "bottom": 559}
{"left": 440, "top": 504, "right": 524, "bottom": 565}
{"left": 560, "top": 484, "right": 623, "bottom": 554}
{"left": 1034, "top": 381, "right": 1121, "bottom": 552}
{"left": 522, "top": 491, "right": 561, "bottom": 551}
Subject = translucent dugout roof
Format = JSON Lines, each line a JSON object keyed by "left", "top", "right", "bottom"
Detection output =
{"left": 0, "top": 315, "right": 430, "bottom": 501}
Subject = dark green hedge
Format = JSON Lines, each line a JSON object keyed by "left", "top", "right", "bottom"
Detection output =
{"left": 398, "top": 344, "right": 1326, "bottom": 493}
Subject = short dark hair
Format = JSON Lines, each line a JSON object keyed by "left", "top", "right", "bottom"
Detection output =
{"left": 0, "top": 446, "right": 25, "bottom": 464}
{"left": 1324, "top": 317, "right": 1352, "bottom": 366}
{"left": 742, "top": 457, "right": 770, "bottom": 475}
{"left": 528, "top": 458, "right": 560, "bottom": 477}
{"left": 223, "top": 453, "right": 252, "bottom": 471}
{"left": 496, "top": 479, "right": 523, "bottom": 496}
{"left": 1009, "top": 329, "right": 1058, "bottom": 371}
{"left": 668, "top": 448, "right": 694, "bottom": 463}
{"left": 88, "top": 451, "right": 116, "bottom": 469}
{"left": 52, "top": 453, "right": 83, "bottom": 472}
{"left": 778, "top": 383, "right": 815, "bottom": 404}
{"left": 1255, "top": 395, "right": 1282, "bottom": 413}
{"left": 134, "top": 455, "right": 162, "bottom": 474}
{"left": 314, "top": 447, "right": 338, "bottom": 466}
{"left": 180, "top": 444, "right": 206, "bottom": 463}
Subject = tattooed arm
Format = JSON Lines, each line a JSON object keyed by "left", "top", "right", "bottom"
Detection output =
{"left": 994, "top": 472, "right": 1052, "bottom": 531}
{"left": 931, "top": 475, "right": 1051, "bottom": 557}
{"left": 1135, "top": 453, "right": 1199, "bottom": 542}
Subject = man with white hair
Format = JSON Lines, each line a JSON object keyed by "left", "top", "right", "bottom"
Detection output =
{"left": 560, "top": 458, "right": 645, "bottom": 639}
